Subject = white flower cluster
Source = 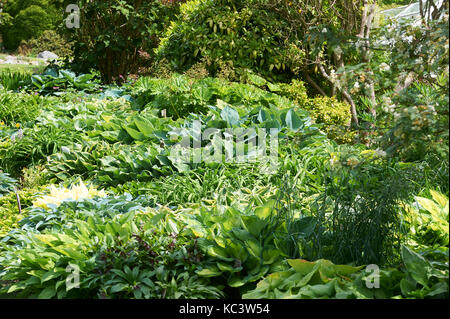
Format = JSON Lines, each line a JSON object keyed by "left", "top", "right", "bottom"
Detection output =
{"left": 382, "top": 96, "right": 396, "bottom": 113}
{"left": 379, "top": 62, "right": 390, "bottom": 72}
{"left": 350, "top": 81, "right": 360, "bottom": 94}
{"left": 329, "top": 69, "right": 338, "bottom": 82}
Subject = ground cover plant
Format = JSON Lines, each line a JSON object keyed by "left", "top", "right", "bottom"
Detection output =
{"left": 0, "top": 0, "right": 448, "bottom": 300}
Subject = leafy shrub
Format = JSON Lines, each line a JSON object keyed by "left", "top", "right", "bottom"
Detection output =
{"left": 68, "top": 0, "right": 181, "bottom": 83}
{"left": 302, "top": 97, "right": 353, "bottom": 143}
{"left": 42, "top": 76, "right": 323, "bottom": 188}
{"left": 1, "top": 2, "right": 61, "bottom": 50}
{"left": 274, "top": 79, "right": 353, "bottom": 143}
{"left": 156, "top": 0, "right": 360, "bottom": 83}
{"left": 44, "top": 141, "right": 172, "bottom": 187}
{"left": 183, "top": 200, "right": 287, "bottom": 291}
{"left": 157, "top": 0, "right": 299, "bottom": 82}
{"left": 365, "top": 16, "right": 449, "bottom": 161}
{"left": 382, "top": 80, "right": 449, "bottom": 162}
{"left": 17, "top": 30, "right": 73, "bottom": 58}
{"left": 276, "top": 79, "right": 309, "bottom": 106}
{"left": 132, "top": 75, "right": 211, "bottom": 119}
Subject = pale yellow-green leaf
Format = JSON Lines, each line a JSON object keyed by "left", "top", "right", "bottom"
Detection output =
{"left": 415, "top": 197, "right": 440, "bottom": 216}
{"left": 430, "top": 190, "right": 448, "bottom": 208}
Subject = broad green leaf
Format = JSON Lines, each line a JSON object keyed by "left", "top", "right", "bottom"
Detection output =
{"left": 416, "top": 197, "right": 440, "bottom": 214}
{"left": 38, "top": 286, "right": 56, "bottom": 299}
{"left": 257, "top": 108, "right": 268, "bottom": 123}
{"left": 263, "top": 119, "right": 281, "bottom": 131}
{"left": 262, "top": 249, "right": 280, "bottom": 264}
{"left": 207, "top": 246, "right": 232, "bottom": 261}
{"left": 7, "top": 283, "right": 27, "bottom": 294}
{"left": 254, "top": 206, "right": 273, "bottom": 219}
{"left": 110, "top": 283, "right": 128, "bottom": 293}
{"left": 197, "top": 267, "right": 222, "bottom": 277}
{"left": 228, "top": 275, "right": 248, "bottom": 288}
{"left": 247, "top": 73, "right": 267, "bottom": 86}
{"left": 308, "top": 280, "right": 336, "bottom": 297}
{"left": 429, "top": 190, "right": 448, "bottom": 208}
{"left": 334, "top": 264, "right": 364, "bottom": 276}
{"left": 52, "top": 247, "right": 85, "bottom": 260}
{"left": 285, "top": 109, "right": 303, "bottom": 131}
{"left": 217, "top": 262, "right": 234, "bottom": 272}
{"left": 241, "top": 215, "right": 267, "bottom": 237}
{"left": 41, "top": 271, "right": 62, "bottom": 283}
{"left": 426, "top": 282, "right": 449, "bottom": 297}
{"left": 100, "top": 131, "right": 121, "bottom": 143}
{"left": 60, "top": 70, "right": 76, "bottom": 83}
{"left": 34, "top": 234, "right": 58, "bottom": 246}
{"left": 166, "top": 218, "right": 178, "bottom": 234}
{"left": 267, "top": 82, "right": 281, "bottom": 92}
{"left": 27, "top": 270, "right": 46, "bottom": 279}
{"left": 220, "top": 106, "right": 240, "bottom": 126}
{"left": 134, "top": 117, "right": 154, "bottom": 137}
{"left": 400, "top": 276, "right": 417, "bottom": 296}
{"left": 288, "top": 259, "right": 316, "bottom": 275}
{"left": 192, "top": 84, "right": 213, "bottom": 101}
{"left": 246, "top": 239, "right": 262, "bottom": 258}
{"left": 124, "top": 126, "right": 146, "bottom": 141}
{"left": 401, "top": 245, "right": 431, "bottom": 287}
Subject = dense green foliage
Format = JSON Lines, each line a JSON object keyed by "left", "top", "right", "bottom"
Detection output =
{"left": 0, "top": 71, "right": 447, "bottom": 299}
{"left": 0, "top": 69, "right": 32, "bottom": 91}
{"left": 157, "top": 0, "right": 366, "bottom": 85}
{"left": 374, "top": 18, "right": 449, "bottom": 162}
{"left": 0, "top": 0, "right": 66, "bottom": 50}
{"left": 28, "top": 66, "right": 101, "bottom": 95}
{"left": 0, "top": 88, "right": 54, "bottom": 125}
{"left": 157, "top": 0, "right": 305, "bottom": 82}
{"left": 0, "top": 0, "right": 448, "bottom": 301}
{"left": 17, "top": 30, "right": 73, "bottom": 58}
{"left": 0, "top": 172, "right": 16, "bottom": 196}
{"left": 273, "top": 79, "right": 352, "bottom": 142}
{"left": 67, "top": 0, "right": 181, "bottom": 83}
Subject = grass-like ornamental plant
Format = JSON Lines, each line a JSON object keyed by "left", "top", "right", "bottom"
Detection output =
{"left": 310, "top": 155, "right": 416, "bottom": 266}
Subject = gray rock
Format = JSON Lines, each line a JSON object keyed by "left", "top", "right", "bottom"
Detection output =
{"left": 3, "top": 55, "right": 17, "bottom": 64}
{"left": 37, "top": 51, "right": 58, "bottom": 60}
